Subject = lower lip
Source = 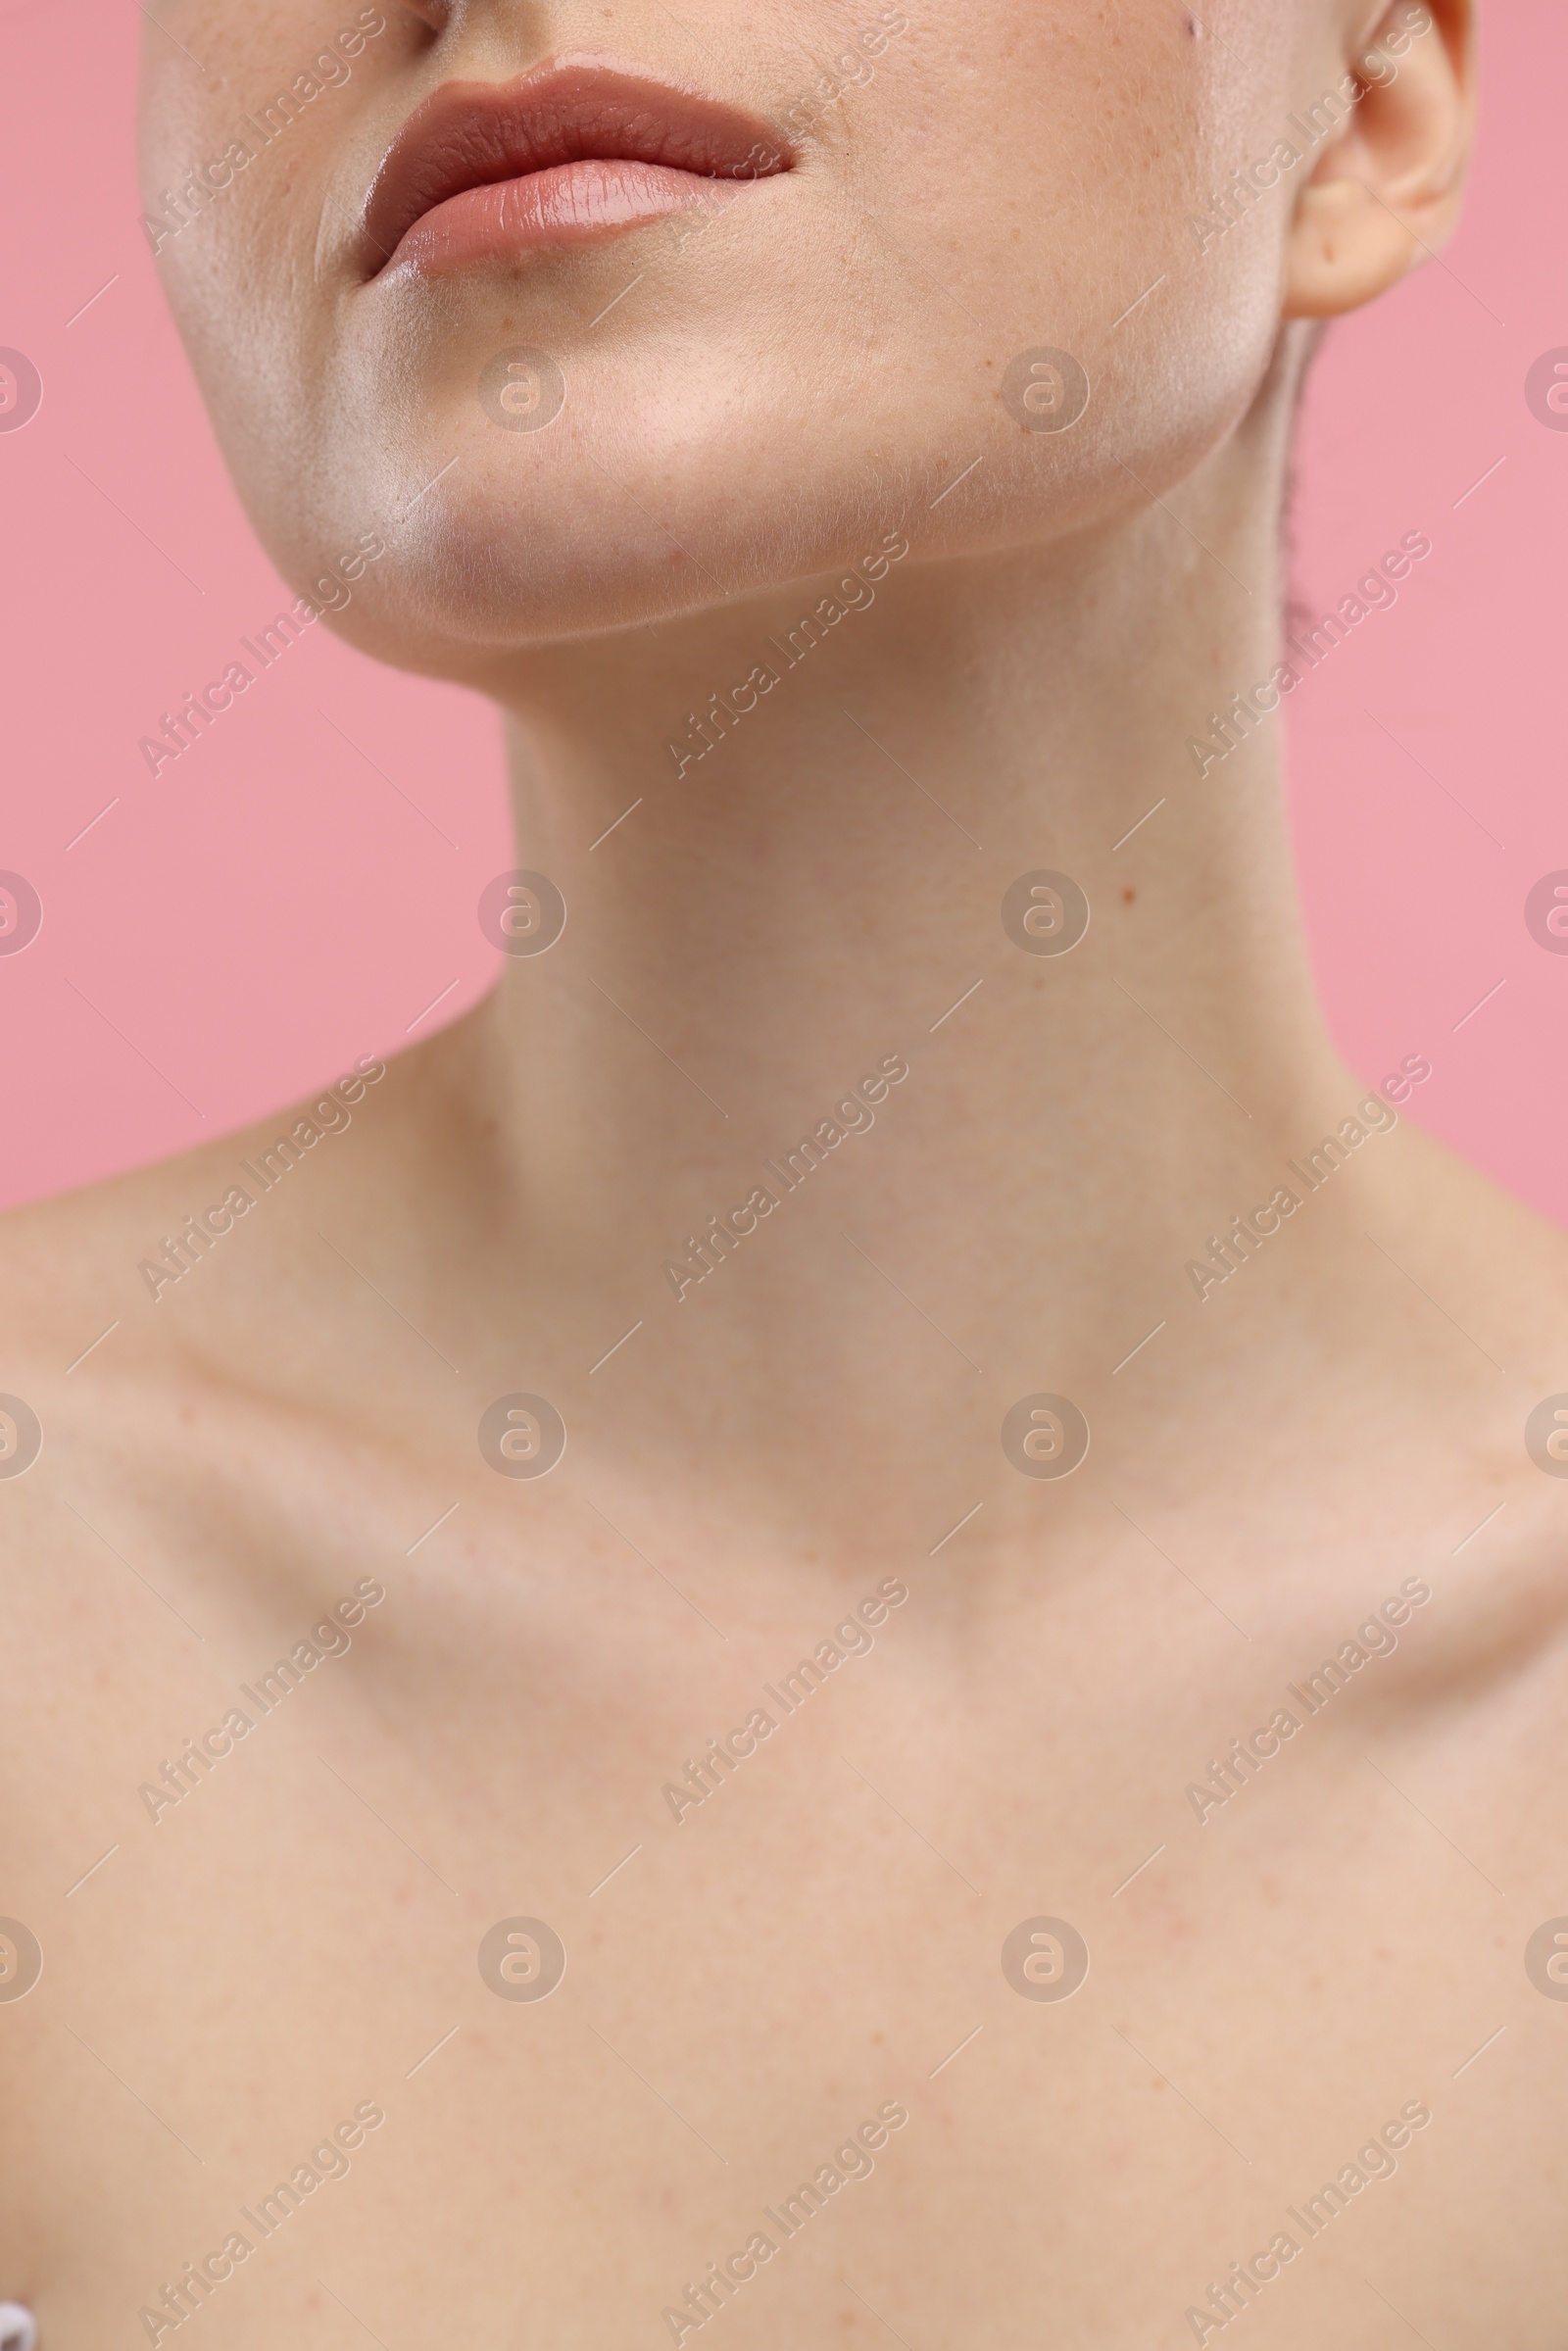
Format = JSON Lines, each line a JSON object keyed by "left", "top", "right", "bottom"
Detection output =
{"left": 379, "top": 157, "right": 753, "bottom": 276}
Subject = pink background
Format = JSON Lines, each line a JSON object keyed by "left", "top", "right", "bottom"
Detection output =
{"left": 0, "top": 5, "right": 1563, "bottom": 1216}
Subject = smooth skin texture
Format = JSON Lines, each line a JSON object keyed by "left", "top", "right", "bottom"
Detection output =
{"left": 6, "top": 3, "right": 1568, "bottom": 2347}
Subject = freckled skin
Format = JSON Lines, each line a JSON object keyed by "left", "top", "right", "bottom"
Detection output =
{"left": 14, "top": 6, "right": 1568, "bottom": 2350}
{"left": 135, "top": 0, "right": 1317, "bottom": 668}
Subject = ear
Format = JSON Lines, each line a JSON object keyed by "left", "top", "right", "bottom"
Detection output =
{"left": 1283, "top": 0, "right": 1475, "bottom": 320}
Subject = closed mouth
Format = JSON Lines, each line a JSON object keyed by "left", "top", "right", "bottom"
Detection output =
{"left": 360, "top": 61, "right": 794, "bottom": 277}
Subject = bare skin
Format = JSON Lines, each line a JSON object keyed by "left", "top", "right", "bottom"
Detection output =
{"left": 8, "top": 1, "right": 1566, "bottom": 2346}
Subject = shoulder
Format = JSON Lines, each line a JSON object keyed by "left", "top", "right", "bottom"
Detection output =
{"left": 0, "top": 1051, "right": 397, "bottom": 1377}
{"left": 0, "top": 1051, "right": 408, "bottom": 1543}
{"left": 1354, "top": 1118, "right": 1568, "bottom": 1716}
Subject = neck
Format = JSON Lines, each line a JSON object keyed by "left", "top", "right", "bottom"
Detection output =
{"left": 404, "top": 392, "right": 1378, "bottom": 1555}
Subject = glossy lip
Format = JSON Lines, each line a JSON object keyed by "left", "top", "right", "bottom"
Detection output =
{"left": 361, "top": 62, "right": 794, "bottom": 279}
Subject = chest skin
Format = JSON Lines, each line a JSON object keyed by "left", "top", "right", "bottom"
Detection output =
{"left": 3, "top": 1425, "right": 1564, "bottom": 2351}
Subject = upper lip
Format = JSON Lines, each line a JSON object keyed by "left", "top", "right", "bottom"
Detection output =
{"left": 361, "top": 61, "right": 794, "bottom": 274}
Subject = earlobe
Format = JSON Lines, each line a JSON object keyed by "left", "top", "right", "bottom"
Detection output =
{"left": 1282, "top": 0, "right": 1474, "bottom": 321}
{"left": 1285, "top": 177, "right": 1429, "bottom": 318}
